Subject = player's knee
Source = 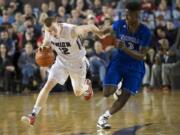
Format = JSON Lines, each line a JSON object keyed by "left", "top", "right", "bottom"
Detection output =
{"left": 116, "top": 90, "right": 131, "bottom": 102}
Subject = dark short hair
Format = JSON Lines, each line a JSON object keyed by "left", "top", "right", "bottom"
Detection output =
{"left": 44, "top": 17, "right": 56, "bottom": 27}
{"left": 125, "top": 1, "right": 141, "bottom": 11}
{"left": 25, "top": 16, "right": 33, "bottom": 22}
{"left": 0, "top": 26, "right": 8, "bottom": 33}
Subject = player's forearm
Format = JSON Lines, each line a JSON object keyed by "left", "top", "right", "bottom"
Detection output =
{"left": 76, "top": 25, "right": 104, "bottom": 38}
{"left": 101, "top": 26, "right": 112, "bottom": 34}
{"left": 88, "top": 25, "right": 104, "bottom": 38}
{"left": 122, "top": 48, "right": 145, "bottom": 61}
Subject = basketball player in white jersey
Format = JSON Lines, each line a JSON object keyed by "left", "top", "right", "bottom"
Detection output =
{"left": 21, "top": 17, "right": 103, "bottom": 126}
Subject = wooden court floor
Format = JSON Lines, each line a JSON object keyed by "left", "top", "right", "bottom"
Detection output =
{"left": 0, "top": 90, "right": 180, "bottom": 135}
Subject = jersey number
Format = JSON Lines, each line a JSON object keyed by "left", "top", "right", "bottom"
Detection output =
{"left": 59, "top": 47, "right": 70, "bottom": 55}
{"left": 127, "top": 42, "right": 134, "bottom": 50}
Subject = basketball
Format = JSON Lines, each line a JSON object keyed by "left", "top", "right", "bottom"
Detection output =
{"left": 35, "top": 46, "right": 55, "bottom": 67}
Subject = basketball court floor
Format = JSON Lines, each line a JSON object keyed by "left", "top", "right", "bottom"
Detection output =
{"left": 0, "top": 90, "right": 180, "bottom": 135}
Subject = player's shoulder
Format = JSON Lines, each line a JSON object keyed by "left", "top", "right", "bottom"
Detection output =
{"left": 139, "top": 23, "right": 151, "bottom": 32}
{"left": 139, "top": 23, "right": 151, "bottom": 35}
{"left": 112, "top": 19, "right": 126, "bottom": 31}
{"left": 113, "top": 19, "right": 126, "bottom": 26}
{"left": 60, "top": 23, "right": 77, "bottom": 38}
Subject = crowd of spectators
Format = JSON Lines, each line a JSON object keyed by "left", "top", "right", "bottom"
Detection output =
{"left": 0, "top": 0, "right": 180, "bottom": 94}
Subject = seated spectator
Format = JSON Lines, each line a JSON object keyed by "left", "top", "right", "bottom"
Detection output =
{"left": 166, "top": 20, "right": 178, "bottom": 47}
{"left": 40, "top": 2, "right": 49, "bottom": 15}
{"left": 0, "top": 27, "right": 15, "bottom": 57}
{"left": 155, "top": 0, "right": 172, "bottom": 21}
{"left": 155, "top": 15, "right": 166, "bottom": 30}
{"left": 150, "top": 52, "right": 162, "bottom": 88}
{"left": 172, "top": 0, "right": 180, "bottom": 26}
{"left": 5, "top": 24, "right": 19, "bottom": 48}
{"left": 172, "top": 26, "right": 180, "bottom": 60}
{"left": 154, "top": 27, "right": 166, "bottom": 51}
{"left": 0, "top": 8, "right": 15, "bottom": 25}
{"left": 9, "top": 1, "right": 19, "bottom": 14}
{"left": 92, "top": 0, "right": 102, "bottom": 17}
{"left": 89, "top": 41, "right": 109, "bottom": 85}
{"left": 48, "top": 0, "right": 57, "bottom": 17}
{"left": 21, "top": 16, "right": 41, "bottom": 37}
{"left": 20, "top": 17, "right": 41, "bottom": 48}
{"left": 74, "top": 0, "right": 89, "bottom": 18}
{"left": 141, "top": 0, "right": 155, "bottom": 11}
{"left": 13, "top": 0, "right": 24, "bottom": 13}
{"left": 68, "top": 9, "right": 83, "bottom": 25}
{"left": 23, "top": 30, "right": 37, "bottom": 48}
{"left": 141, "top": 0, "right": 156, "bottom": 30}
{"left": 12, "top": 12, "right": 24, "bottom": 33}
{"left": 18, "top": 42, "right": 39, "bottom": 93}
{"left": 60, "top": 0, "right": 72, "bottom": 14}
{"left": 150, "top": 38, "right": 177, "bottom": 90}
{"left": 57, "top": 6, "right": 69, "bottom": 22}
{"left": 0, "top": 44, "right": 16, "bottom": 94}
{"left": 23, "top": 3, "right": 35, "bottom": 18}
{"left": 160, "top": 39, "right": 177, "bottom": 92}
{"left": 0, "top": 0, "right": 5, "bottom": 16}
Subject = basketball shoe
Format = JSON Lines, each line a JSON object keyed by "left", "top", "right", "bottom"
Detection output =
{"left": 97, "top": 115, "right": 111, "bottom": 129}
{"left": 21, "top": 114, "right": 36, "bottom": 126}
{"left": 83, "top": 79, "right": 93, "bottom": 100}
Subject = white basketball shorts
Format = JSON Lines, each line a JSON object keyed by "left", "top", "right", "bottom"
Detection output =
{"left": 48, "top": 57, "right": 89, "bottom": 95}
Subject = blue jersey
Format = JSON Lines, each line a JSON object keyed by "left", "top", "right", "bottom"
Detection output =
{"left": 111, "top": 19, "right": 151, "bottom": 73}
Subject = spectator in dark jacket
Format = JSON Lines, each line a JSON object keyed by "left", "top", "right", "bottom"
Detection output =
{"left": 0, "top": 28, "right": 15, "bottom": 57}
{"left": 0, "top": 44, "right": 15, "bottom": 93}
{"left": 159, "top": 39, "right": 177, "bottom": 91}
{"left": 89, "top": 41, "right": 109, "bottom": 84}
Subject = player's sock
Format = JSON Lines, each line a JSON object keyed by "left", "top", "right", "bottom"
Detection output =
{"left": 103, "top": 110, "right": 112, "bottom": 119}
{"left": 83, "top": 79, "right": 93, "bottom": 100}
{"left": 83, "top": 84, "right": 89, "bottom": 96}
{"left": 32, "top": 106, "right": 41, "bottom": 116}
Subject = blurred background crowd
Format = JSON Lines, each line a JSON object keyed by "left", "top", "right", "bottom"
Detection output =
{"left": 0, "top": 0, "right": 180, "bottom": 94}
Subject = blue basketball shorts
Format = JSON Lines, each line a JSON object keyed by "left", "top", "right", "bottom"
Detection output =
{"left": 103, "top": 63, "right": 144, "bottom": 95}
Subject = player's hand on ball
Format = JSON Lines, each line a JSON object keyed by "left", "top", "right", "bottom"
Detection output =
{"left": 38, "top": 44, "right": 49, "bottom": 51}
{"left": 35, "top": 45, "right": 55, "bottom": 67}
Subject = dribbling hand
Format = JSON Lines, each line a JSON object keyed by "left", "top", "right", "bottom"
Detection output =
{"left": 38, "top": 45, "right": 46, "bottom": 51}
{"left": 38, "top": 44, "right": 50, "bottom": 51}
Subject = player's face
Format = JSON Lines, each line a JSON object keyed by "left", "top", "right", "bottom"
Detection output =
{"left": 46, "top": 23, "right": 59, "bottom": 38}
{"left": 125, "top": 10, "right": 140, "bottom": 31}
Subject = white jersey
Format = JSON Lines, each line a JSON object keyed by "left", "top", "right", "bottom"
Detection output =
{"left": 44, "top": 23, "right": 87, "bottom": 70}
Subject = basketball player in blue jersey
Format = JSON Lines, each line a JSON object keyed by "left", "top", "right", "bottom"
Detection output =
{"left": 97, "top": 2, "right": 152, "bottom": 129}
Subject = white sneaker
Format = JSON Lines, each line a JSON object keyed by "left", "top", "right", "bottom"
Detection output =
{"left": 21, "top": 114, "right": 36, "bottom": 127}
{"left": 97, "top": 116, "right": 111, "bottom": 129}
